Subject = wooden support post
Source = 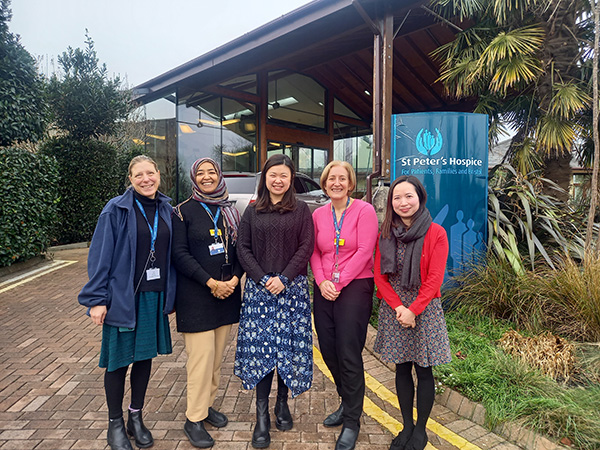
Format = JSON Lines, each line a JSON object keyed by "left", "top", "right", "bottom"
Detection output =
{"left": 381, "top": 11, "right": 393, "bottom": 180}
{"left": 258, "top": 71, "right": 268, "bottom": 169}
{"left": 372, "top": 30, "right": 382, "bottom": 176}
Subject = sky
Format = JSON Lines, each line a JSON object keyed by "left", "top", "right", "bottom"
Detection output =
{"left": 9, "top": 0, "right": 312, "bottom": 88}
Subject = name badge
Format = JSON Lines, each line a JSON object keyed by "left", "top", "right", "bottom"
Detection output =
{"left": 146, "top": 267, "right": 161, "bottom": 280}
{"left": 209, "top": 242, "right": 225, "bottom": 255}
{"left": 332, "top": 271, "right": 340, "bottom": 283}
{"left": 209, "top": 229, "right": 222, "bottom": 237}
{"left": 334, "top": 238, "right": 345, "bottom": 246}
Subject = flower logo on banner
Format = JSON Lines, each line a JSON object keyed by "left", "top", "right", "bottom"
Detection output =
{"left": 415, "top": 128, "right": 443, "bottom": 156}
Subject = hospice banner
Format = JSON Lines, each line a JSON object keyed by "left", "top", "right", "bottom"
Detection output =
{"left": 391, "top": 112, "right": 488, "bottom": 279}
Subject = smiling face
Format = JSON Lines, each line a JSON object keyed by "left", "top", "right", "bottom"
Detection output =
{"left": 392, "top": 181, "right": 420, "bottom": 227}
{"left": 265, "top": 164, "right": 292, "bottom": 203}
{"left": 129, "top": 161, "right": 160, "bottom": 199}
{"left": 195, "top": 161, "right": 219, "bottom": 194}
{"left": 325, "top": 165, "right": 351, "bottom": 202}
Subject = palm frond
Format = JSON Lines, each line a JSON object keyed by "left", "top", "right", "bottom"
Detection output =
{"left": 548, "top": 82, "right": 591, "bottom": 120}
{"left": 437, "top": 58, "right": 484, "bottom": 97}
{"left": 480, "top": 26, "right": 545, "bottom": 67}
{"left": 535, "top": 116, "right": 582, "bottom": 154}
{"left": 493, "top": 0, "right": 542, "bottom": 25}
{"left": 489, "top": 55, "right": 543, "bottom": 94}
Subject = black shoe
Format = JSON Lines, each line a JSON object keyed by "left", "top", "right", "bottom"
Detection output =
{"left": 274, "top": 395, "right": 293, "bottom": 431}
{"left": 405, "top": 429, "right": 428, "bottom": 450}
{"left": 205, "top": 407, "right": 228, "bottom": 428}
{"left": 252, "top": 398, "right": 271, "bottom": 448}
{"left": 107, "top": 417, "right": 133, "bottom": 450}
{"left": 389, "top": 428, "right": 413, "bottom": 450}
{"left": 126, "top": 410, "right": 153, "bottom": 448}
{"left": 184, "top": 419, "right": 215, "bottom": 448}
{"left": 335, "top": 426, "right": 359, "bottom": 450}
{"left": 323, "top": 404, "right": 344, "bottom": 427}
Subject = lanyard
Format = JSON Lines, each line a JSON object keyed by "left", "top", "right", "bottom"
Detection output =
{"left": 200, "top": 203, "right": 221, "bottom": 241}
{"left": 200, "top": 203, "right": 229, "bottom": 262}
{"left": 332, "top": 197, "right": 350, "bottom": 265}
{"left": 135, "top": 199, "right": 159, "bottom": 252}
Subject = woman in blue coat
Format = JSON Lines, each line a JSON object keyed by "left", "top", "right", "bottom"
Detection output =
{"left": 79, "top": 155, "right": 176, "bottom": 450}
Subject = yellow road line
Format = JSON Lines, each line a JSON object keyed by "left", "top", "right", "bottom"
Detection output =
{"left": 312, "top": 343, "right": 481, "bottom": 450}
{"left": 0, "top": 260, "right": 77, "bottom": 294}
{"left": 364, "top": 369, "right": 482, "bottom": 450}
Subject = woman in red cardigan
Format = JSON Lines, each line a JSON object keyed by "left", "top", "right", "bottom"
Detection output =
{"left": 374, "top": 176, "right": 451, "bottom": 450}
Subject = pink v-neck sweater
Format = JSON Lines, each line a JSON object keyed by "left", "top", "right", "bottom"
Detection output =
{"left": 310, "top": 199, "right": 379, "bottom": 292}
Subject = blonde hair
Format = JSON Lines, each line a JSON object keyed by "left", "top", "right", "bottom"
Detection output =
{"left": 128, "top": 155, "right": 158, "bottom": 177}
{"left": 127, "top": 155, "right": 160, "bottom": 189}
{"left": 320, "top": 160, "right": 356, "bottom": 195}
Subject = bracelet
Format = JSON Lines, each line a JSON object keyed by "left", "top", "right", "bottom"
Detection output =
{"left": 214, "top": 280, "right": 218, "bottom": 290}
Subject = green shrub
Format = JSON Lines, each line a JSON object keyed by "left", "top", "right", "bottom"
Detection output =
{"left": 40, "top": 136, "right": 119, "bottom": 244}
{"left": 0, "top": 1, "right": 47, "bottom": 147}
{"left": 446, "top": 252, "right": 600, "bottom": 342}
{"left": 0, "top": 147, "right": 59, "bottom": 267}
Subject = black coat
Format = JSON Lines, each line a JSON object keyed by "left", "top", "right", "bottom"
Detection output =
{"left": 171, "top": 200, "right": 242, "bottom": 333}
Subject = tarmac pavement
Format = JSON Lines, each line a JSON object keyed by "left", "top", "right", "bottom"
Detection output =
{"left": 0, "top": 248, "right": 554, "bottom": 450}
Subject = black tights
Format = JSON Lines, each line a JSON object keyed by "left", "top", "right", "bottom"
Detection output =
{"left": 105, "top": 359, "right": 152, "bottom": 419}
{"left": 395, "top": 362, "right": 434, "bottom": 437}
{"left": 256, "top": 370, "right": 289, "bottom": 401}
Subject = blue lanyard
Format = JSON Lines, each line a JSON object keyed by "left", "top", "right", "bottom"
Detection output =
{"left": 332, "top": 198, "right": 350, "bottom": 258}
{"left": 135, "top": 199, "right": 159, "bottom": 252}
{"left": 200, "top": 203, "right": 221, "bottom": 240}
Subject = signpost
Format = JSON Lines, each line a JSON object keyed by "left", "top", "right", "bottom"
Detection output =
{"left": 392, "top": 112, "right": 489, "bottom": 279}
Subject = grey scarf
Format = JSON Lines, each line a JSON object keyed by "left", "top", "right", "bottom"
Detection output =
{"left": 379, "top": 208, "right": 432, "bottom": 289}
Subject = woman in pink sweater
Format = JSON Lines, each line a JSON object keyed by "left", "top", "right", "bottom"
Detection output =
{"left": 374, "top": 176, "right": 451, "bottom": 450}
{"left": 310, "top": 161, "right": 379, "bottom": 450}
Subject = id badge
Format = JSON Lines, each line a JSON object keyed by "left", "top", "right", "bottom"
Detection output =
{"left": 146, "top": 267, "right": 160, "bottom": 280}
{"left": 334, "top": 238, "right": 345, "bottom": 246}
{"left": 332, "top": 271, "right": 340, "bottom": 283}
{"left": 209, "top": 242, "right": 225, "bottom": 256}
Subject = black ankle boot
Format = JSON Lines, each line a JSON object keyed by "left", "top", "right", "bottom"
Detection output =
{"left": 252, "top": 398, "right": 271, "bottom": 448}
{"left": 323, "top": 404, "right": 344, "bottom": 427}
{"left": 274, "top": 395, "right": 293, "bottom": 431}
{"left": 107, "top": 417, "right": 133, "bottom": 450}
{"left": 126, "top": 410, "right": 153, "bottom": 448}
{"left": 335, "top": 426, "right": 359, "bottom": 450}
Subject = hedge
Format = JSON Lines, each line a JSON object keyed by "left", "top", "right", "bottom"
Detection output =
{"left": 40, "top": 136, "right": 120, "bottom": 244}
{"left": 0, "top": 147, "right": 59, "bottom": 267}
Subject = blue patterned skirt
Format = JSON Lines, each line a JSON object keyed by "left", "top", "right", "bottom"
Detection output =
{"left": 99, "top": 291, "right": 173, "bottom": 372}
{"left": 234, "top": 275, "right": 313, "bottom": 397}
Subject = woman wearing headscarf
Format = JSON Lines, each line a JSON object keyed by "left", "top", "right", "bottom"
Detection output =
{"left": 172, "top": 157, "right": 243, "bottom": 448}
{"left": 374, "top": 175, "right": 451, "bottom": 450}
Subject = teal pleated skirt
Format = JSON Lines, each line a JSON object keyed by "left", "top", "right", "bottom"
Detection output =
{"left": 99, "top": 291, "right": 173, "bottom": 372}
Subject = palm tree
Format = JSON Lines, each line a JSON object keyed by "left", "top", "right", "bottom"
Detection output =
{"left": 431, "top": 0, "right": 592, "bottom": 199}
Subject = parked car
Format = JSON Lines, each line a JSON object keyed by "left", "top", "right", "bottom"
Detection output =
{"left": 224, "top": 171, "right": 330, "bottom": 215}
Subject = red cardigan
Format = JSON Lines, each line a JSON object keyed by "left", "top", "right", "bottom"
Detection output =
{"left": 374, "top": 223, "right": 449, "bottom": 316}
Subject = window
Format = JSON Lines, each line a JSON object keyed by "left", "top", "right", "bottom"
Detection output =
{"left": 268, "top": 70, "right": 326, "bottom": 131}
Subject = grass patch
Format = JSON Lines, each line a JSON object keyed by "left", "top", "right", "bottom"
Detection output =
{"left": 433, "top": 311, "right": 600, "bottom": 450}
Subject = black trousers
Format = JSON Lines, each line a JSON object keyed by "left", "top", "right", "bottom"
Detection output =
{"left": 314, "top": 277, "right": 374, "bottom": 429}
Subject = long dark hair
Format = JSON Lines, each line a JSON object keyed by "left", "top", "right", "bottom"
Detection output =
{"left": 254, "top": 154, "right": 297, "bottom": 213}
{"left": 380, "top": 175, "right": 428, "bottom": 238}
